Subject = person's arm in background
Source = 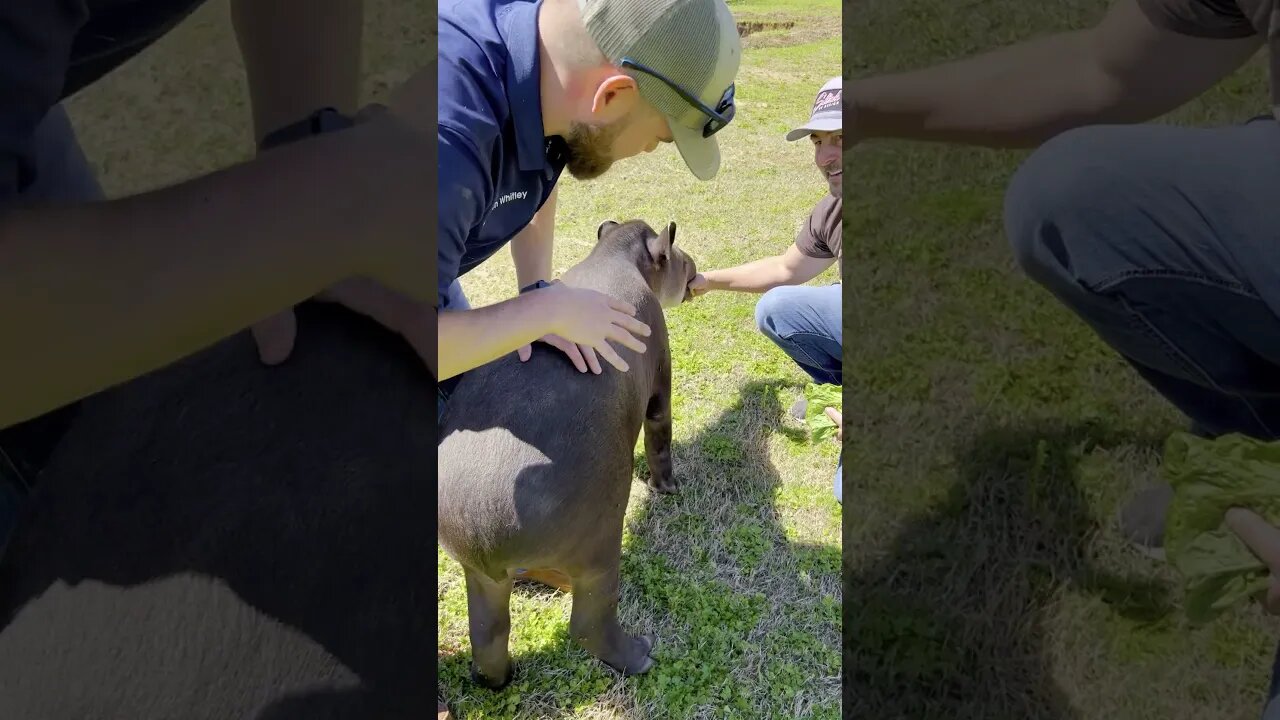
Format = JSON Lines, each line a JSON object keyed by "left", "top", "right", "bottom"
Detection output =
{"left": 0, "top": 1, "right": 435, "bottom": 429}
{"left": 232, "top": 0, "right": 363, "bottom": 143}
{"left": 690, "top": 243, "right": 834, "bottom": 296}
{"left": 506, "top": 186, "right": 611, "bottom": 374}
{"left": 233, "top": 0, "right": 396, "bottom": 365}
{"left": 510, "top": 185, "right": 557, "bottom": 290}
{"left": 849, "top": 0, "right": 1263, "bottom": 148}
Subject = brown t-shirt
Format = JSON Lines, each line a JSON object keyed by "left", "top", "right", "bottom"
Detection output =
{"left": 795, "top": 193, "right": 843, "bottom": 280}
{"left": 1137, "top": 0, "right": 1280, "bottom": 116}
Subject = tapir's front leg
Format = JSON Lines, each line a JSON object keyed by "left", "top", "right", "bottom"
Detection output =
{"left": 643, "top": 357, "right": 677, "bottom": 494}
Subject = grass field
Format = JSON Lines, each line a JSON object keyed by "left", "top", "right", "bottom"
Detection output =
{"left": 846, "top": 2, "right": 1280, "bottom": 719}
{"left": 437, "top": 2, "right": 843, "bottom": 718}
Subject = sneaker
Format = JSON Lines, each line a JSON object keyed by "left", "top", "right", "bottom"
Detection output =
{"left": 1116, "top": 481, "right": 1174, "bottom": 561}
{"left": 438, "top": 697, "right": 452, "bottom": 719}
{"left": 1116, "top": 421, "right": 1226, "bottom": 560}
{"left": 1188, "top": 420, "right": 1219, "bottom": 440}
{"left": 790, "top": 397, "right": 807, "bottom": 421}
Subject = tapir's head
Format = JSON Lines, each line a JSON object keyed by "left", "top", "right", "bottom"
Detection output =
{"left": 597, "top": 219, "right": 698, "bottom": 309}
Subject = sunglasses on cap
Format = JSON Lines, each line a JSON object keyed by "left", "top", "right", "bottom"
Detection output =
{"left": 619, "top": 57, "right": 735, "bottom": 138}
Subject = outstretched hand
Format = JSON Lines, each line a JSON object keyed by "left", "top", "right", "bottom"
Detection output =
{"left": 687, "top": 273, "right": 711, "bottom": 298}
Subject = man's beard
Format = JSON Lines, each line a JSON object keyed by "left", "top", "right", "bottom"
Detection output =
{"left": 820, "top": 164, "right": 841, "bottom": 197}
{"left": 563, "top": 121, "right": 623, "bottom": 180}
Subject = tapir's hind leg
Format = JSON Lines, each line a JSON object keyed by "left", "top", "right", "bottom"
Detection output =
{"left": 568, "top": 533, "right": 655, "bottom": 676}
{"left": 463, "top": 567, "right": 515, "bottom": 689}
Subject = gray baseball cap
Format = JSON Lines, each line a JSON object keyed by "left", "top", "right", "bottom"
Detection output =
{"left": 578, "top": 0, "right": 742, "bottom": 181}
{"left": 786, "top": 77, "right": 842, "bottom": 141}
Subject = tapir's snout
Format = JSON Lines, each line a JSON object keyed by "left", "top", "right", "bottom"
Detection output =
{"left": 682, "top": 262, "right": 697, "bottom": 303}
{"left": 675, "top": 248, "right": 698, "bottom": 305}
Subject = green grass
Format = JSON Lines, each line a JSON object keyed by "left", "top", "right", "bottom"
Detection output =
{"left": 439, "top": 3, "right": 842, "bottom": 718}
{"left": 847, "top": 2, "right": 1280, "bottom": 719}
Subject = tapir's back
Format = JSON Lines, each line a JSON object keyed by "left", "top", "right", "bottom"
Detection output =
{"left": 436, "top": 265, "right": 669, "bottom": 569}
{"left": 438, "top": 262, "right": 665, "bottom": 455}
{"left": 0, "top": 303, "right": 436, "bottom": 718}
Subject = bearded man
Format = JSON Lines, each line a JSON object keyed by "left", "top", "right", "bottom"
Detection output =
{"left": 436, "top": 0, "right": 742, "bottom": 393}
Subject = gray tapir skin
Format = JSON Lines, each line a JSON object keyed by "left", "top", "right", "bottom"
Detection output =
{"left": 437, "top": 219, "right": 696, "bottom": 689}
{"left": 0, "top": 300, "right": 436, "bottom": 718}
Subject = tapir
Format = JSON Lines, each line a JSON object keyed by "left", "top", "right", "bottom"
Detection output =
{"left": 0, "top": 298, "right": 437, "bottom": 718}
{"left": 437, "top": 218, "right": 696, "bottom": 689}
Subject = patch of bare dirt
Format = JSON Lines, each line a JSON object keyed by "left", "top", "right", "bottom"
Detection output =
{"left": 736, "top": 13, "right": 840, "bottom": 48}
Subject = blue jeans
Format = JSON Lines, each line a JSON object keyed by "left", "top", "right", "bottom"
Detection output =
{"left": 754, "top": 283, "right": 843, "bottom": 501}
{"left": 0, "top": 103, "right": 105, "bottom": 553}
{"left": 1004, "top": 117, "right": 1280, "bottom": 717}
{"left": 437, "top": 279, "right": 471, "bottom": 425}
{"left": 1266, "top": 644, "right": 1280, "bottom": 720}
{"left": 1004, "top": 118, "right": 1280, "bottom": 441}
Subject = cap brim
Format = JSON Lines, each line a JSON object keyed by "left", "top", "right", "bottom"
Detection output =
{"left": 785, "top": 117, "right": 842, "bottom": 142}
{"left": 670, "top": 120, "right": 720, "bottom": 181}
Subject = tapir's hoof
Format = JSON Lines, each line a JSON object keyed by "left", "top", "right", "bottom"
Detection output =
{"left": 603, "top": 633, "right": 656, "bottom": 676}
{"left": 471, "top": 662, "right": 514, "bottom": 691}
{"left": 648, "top": 475, "right": 679, "bottom": 494}
{"left": 627, "top": 653, "right": 655, "bottom": 676}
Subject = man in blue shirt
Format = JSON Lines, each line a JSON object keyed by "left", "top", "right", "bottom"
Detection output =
{"left": 436, "top": 0, "right": 742, "bottom": 403}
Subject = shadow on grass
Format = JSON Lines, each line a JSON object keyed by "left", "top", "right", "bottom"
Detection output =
{"left": 440, "top": 378, "right": 842, "bottom": 719}
{"left": 843, "top": 419, "right": 1170, "bottom": 720}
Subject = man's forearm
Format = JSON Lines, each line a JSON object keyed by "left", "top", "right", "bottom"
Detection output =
{"left": 511, "top": 187, "right": 558, "bottom": 290}
{"left": 232, "top": 0, "right": 364, "bottom": 142}
{"left": 850, "top": 0, "right": 1264, "bottom": 148}
{"left": 704, "top": 256, "right": 793, "bottom": 293}
{"left": 0, "top": 119, "right": 426, "bottom": 429}
{"left": 850, "top": 31, "right": 1115, "bottom": 148}
{"left": 438, "top": 291, "right": 557, "bottom": 380}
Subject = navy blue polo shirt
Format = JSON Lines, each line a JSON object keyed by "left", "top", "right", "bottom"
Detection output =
{"left": 0, "top": 0, "right": 209, "bottom": 205}
{"left": 437, "top": 0, "right": 567, "bottom": 310}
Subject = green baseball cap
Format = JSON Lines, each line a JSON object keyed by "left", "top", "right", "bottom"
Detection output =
{"left": 578, "top": 0, "right": 742, "bottom": 181}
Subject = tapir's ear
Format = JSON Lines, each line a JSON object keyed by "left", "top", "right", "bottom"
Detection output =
{"left": 597, "top": 220, "right": 620, "bottom": 241}
{"left": 647, "top": 222, "right": 674, "bottom": 265}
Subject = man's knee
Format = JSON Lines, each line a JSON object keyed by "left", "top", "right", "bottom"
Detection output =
{"left": 754, "top": 286, "right": 795, "bottom": 337}
{"left": 1002, "top": 126, "right": 1134, "bottom": 287}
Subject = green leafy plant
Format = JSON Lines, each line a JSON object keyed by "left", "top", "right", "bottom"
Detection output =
{"left": 1163, "top": 431, "right": 1280, "bottom": 624}
{"left": 803, "top": 383, "right": 842, "bottom": 443}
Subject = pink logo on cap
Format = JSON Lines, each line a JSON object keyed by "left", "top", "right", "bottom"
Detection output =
{"left": 813, "top": 88, "right": 841, "bottom": 114}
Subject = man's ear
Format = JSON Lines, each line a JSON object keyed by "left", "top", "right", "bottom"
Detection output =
{"left": 647, "top": 221, "right": 675, "bottom": 265}
{"left": 588, "top": 74, "right": 640, "bottom": 122}
{"left": 597, "top": 220, "right": 621, "bottom": 241}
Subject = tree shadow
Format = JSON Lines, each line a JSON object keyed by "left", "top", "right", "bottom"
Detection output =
{"left": 0, "top": 303, "right": 435, "bottom": 719}
{"left": 438, "top": 378, "right": 842, "bottom": 719}
{"left": 843, "top": 419, "right": 1171, "bottom": 720}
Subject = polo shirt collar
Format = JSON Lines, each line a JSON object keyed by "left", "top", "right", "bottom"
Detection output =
{"left": 497, "top": 0, "right": 549, "bottom": 172}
